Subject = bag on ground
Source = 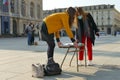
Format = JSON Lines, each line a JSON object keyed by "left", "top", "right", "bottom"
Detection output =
{"left": 32, "top": 63, "right": 44, "bottom": 78}
{"left": 43, "top": 62, "right": 62, "bottom": 76}
{"left": 34, "top": 41, "right": 38, "bottom": 45}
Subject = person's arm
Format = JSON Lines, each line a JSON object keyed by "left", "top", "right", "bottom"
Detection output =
{"left": 62, "top": 16, "right": 78, "bottom": 48}
{"left": 24, "top": 25, "right": 28, "bottom": 34}
{"left": 55, "top": 31, "right": 60, "bottom": 42}
{"left": 88, "top": 13, "right": 99, "bottom": 33}
{"left": 55, "top": 31, "right": 63, "bottom": 47}
{"left": 88, "top": 13, "right": 99, "bottom": 36}
{"left": 62, "top": 16, "right": 75, "bottom": 42}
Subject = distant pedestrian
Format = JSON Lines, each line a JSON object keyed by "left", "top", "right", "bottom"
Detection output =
{"left": 25, "top": 22, "right": 33, "bottom": 45}
{"left": 31, "top": 24, "right": 36, "bottom": 45}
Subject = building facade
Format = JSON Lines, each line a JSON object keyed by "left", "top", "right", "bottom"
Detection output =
{"left": 83, "top": 4, "right": 120, "bottom": 35}
{"left": 0, "top": 0, "right": 43, "bottom": 36}
{"left": 43, "top": 4, "right": 120, "bottom": 35}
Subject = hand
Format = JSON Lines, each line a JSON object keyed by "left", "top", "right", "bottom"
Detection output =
{"left": 96, "top": 32, "right": 99, "bottom": 37}
{"left": 76, "top": 39, "right": 79, "bottom": 43}
{"left": 57, "top": 42, "right": 63, "bottom": 47}
{"left": 73, "top": 41, "right": 79, "bottom": 48}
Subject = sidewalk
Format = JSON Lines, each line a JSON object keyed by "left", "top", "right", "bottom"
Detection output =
{"left": 0, "top": 36, "right": 120, "bottom": 80}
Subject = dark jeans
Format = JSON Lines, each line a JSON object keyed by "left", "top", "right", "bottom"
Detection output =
{"left": 27, "top": 33, "right": 32, "bottom": 45}
{"left": 31, "top": 35, "right": 34, "bottom": 44}
{"left": 41, "top": 22, "right": 55, "bottom": 59}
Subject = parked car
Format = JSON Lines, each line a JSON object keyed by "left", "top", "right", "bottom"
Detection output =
{"left": 116, "top": 31, "right": 120, "bottom": 35}
{"left": 99, "top": 31, "right": 107, "bottom": 36}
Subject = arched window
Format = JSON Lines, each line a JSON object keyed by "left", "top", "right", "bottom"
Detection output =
{"left": 30, "top": 2, "right": 35, "bottom": 18}
{"left": 21, "top": 0, "right": 26, "bottom": 16}
{"left": 10, "top": 0, "right": 15, "bottom": 13}
{"left": 13, "top": 19, "right": 17, "bottom": 34}
{"left": 37, "top": 4, "right": 40, "bottom": 18}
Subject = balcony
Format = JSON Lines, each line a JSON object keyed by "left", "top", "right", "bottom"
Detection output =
{"left": 0, "top": 12, "right": 9, "bottom": 16}
{"left": 0, "top": 12, "right": 20, "bottom": 18}
{"left": 11, "top": 13, "right": 20, "bottom": 18}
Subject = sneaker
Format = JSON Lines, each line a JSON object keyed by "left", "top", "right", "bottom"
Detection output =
{"left": 47, "top": 57, "right": 55, "bottom": 64}
{"left": 87, "top": 61, "right": 93, "bottom": 66}
{"left": 78, "top": 61, "right": 83, "bottom": 66}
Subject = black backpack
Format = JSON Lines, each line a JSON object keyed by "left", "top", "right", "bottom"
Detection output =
{"left": 25, "top": 28, "right": 28, "bottom": 34}
{"left": 43, "top": 62, "right": 62, "bottom": 76}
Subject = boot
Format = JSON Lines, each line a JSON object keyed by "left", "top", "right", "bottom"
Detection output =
{"left": 47, "top": 57, "right": 55, "bottom": 64}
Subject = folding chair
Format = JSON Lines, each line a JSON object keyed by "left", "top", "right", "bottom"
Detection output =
{"left": 59, "top": 43, "right": 87, "bottom": 72}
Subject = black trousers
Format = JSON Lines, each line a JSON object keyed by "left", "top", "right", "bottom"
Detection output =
{"left": 41, "top": 22, "right": 55, "bottom": 59}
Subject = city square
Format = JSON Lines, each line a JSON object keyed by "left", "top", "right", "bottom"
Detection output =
{"left": 0, "top": 0, "right": 120, "bottom": 80}
{"left": 0, "top": 35, "right": 120, "bottom": 80}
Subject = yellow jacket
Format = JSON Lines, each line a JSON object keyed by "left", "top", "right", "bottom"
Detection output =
{"left": 43, "top": 12, "right": 74, "bottom": 39}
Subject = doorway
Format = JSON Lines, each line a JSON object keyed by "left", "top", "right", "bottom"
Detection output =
{"left": 4, "top": 22, "right": 9, "bottom": 34}
{"left": 13, "top": 20, "right": 17, "bottom": 35}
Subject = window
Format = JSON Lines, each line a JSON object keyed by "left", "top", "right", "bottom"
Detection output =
{"left": 10, "top": 0, "right": 15, "bottom": 13}
{"left": 37, "top": 4, "right": 40, "bottom": 18}
{"left": 2, "top": 0, "right": 9, "bottom": 12}
{"left": 21, "top": 0, "right": 26, "bottom": 16}
{"left": 30, "top": 2, "right": 35, "bottom": 18}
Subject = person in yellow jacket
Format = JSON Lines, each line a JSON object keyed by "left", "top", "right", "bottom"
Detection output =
{"left": 40, "top": 7, "right": 78, "bottom": 64}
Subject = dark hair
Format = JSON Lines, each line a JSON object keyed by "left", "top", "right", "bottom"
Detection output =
{"left": 76, "top": 7, "right": 88, "bottom": 21}
{"left": 29, "top": 22, "right": 33, "bottom": 26}
{"left": 76, "top": 7, "right": 84, "bottom": 15}
{"left": 66, "top": 7, "right": 76, "bottom": 27}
